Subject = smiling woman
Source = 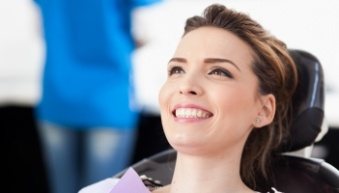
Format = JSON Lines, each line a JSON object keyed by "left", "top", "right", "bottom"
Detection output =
{"left": 79, "top": 3, "right": 297, "bottom": 193}
{"left": 159, "top": 26, "right": 265, "bottom": 155}
{"left": 157, "top": 4, "right": 297, "bottom": 192}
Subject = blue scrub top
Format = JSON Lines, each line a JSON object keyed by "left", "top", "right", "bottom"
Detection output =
{"left": 35, "top": 0, "right": 161, "bottom": 130}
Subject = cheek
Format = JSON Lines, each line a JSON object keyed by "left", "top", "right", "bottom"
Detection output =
{"left": 158, "top": 85, "right": 172, "bottom": 142}
{"left": 158, "top": 82, "right": 175, "bottom": 129}
{"left": 209, "top": 92, "right": 256, "bottom": 152}
{"left": 158, "top": 83, "right": 171, "bottom": 110}
{"left": 212, "top": 87, "right": 257, "bottom": 125}
{"left": 213, "top": 87, "right": 249, "bottom": 107}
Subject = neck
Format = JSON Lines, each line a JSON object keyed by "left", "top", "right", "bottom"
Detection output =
{"left": 167, "top": 150, "right": 252, "bottom": 193}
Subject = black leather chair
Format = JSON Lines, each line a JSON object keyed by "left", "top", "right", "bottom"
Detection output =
{"left": 116, "top": 49, "right": 339, "bottom": 193}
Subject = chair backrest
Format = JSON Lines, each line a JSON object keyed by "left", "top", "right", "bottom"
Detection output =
{"left": 277, "top": 49, "right": 325, "bottom": 152}
{"left": 270, "top": 49, "right": 339, "bottom": 193}
{"left": 272, "top": 155, "right": 339, "bottom": 193}
{"left": 115, "top": 49, "right": 339, "bottom": 193}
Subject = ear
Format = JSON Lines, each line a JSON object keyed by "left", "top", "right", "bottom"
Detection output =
{"left": 254, "top": 94, "right": 276, "bottom": 128}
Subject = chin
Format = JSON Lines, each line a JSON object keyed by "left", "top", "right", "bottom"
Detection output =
{"left": 168, "top": 136, "right": 210, "bottom": 156}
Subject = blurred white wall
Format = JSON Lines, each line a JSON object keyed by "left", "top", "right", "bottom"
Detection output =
{"left": 133, "top": 0, "right": 339, "bottom": 127}
{"left": 0, "top": 0, "right": 44, "bottom": 105}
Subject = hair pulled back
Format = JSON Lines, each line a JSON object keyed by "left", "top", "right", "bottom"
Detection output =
{"left": 183, "top": 4, "right": 298, "bottom": 188}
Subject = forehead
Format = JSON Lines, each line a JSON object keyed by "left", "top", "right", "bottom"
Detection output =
{"left": 175, "top": 27, "right": 254, "bottom": 67}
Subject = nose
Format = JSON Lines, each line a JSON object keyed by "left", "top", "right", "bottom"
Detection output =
{"left": 179, "top": 75, "right": 203, "bottom": 96}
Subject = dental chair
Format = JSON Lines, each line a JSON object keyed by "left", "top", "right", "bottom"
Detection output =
{"left": 116, "top": 49, "right": 339, "bottom": 192}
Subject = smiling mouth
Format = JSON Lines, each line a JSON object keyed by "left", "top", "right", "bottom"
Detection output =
{"left": 173, "top": 108, "right": 213, "bottom": 119}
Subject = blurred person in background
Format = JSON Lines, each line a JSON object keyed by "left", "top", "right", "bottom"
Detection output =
{"left": 33, "top": 0, "right": 161, "bottom": 193}
{"left": 0, "top": 1, "right": 47, "bottom": 193}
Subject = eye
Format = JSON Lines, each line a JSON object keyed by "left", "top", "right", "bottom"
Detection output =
{"left": 168, "top": 65, "right": 185, "bottom": 76}
{"left": 208, "top": 68, "right": 233, "bottom": 78}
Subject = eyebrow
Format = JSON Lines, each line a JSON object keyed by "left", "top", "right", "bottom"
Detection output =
{"left": 168, "top": 57, "right": 187, "bottom": 64}
{"left": 168, "top": 57, "right": 240, "bottom": 71}
{"left": 204, "top": 58, "right": 240, "bottom": 71}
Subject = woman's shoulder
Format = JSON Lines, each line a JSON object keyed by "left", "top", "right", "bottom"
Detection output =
{"left": 78, "top": 178, "right": 119, "bottom": 193}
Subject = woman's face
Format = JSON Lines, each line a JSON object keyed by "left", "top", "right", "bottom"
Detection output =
{"left": 159, "top": 27, "right": 265, "bottom": 156}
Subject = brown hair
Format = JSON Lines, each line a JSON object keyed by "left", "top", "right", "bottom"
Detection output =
{"left": 183, "top": 4, "right": 298, "bottom": 189}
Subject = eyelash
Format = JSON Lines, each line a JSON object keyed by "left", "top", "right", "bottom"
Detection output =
{"left": 208, "top": 68, "right": 233, "bottom": 78}
{"left": 168, "top": 65, "right": 184, "bottom": 76}
{"left": 168, "top": 65, "right": 233, "bottom": 79}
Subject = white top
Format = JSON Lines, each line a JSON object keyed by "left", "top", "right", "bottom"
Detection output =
{"left": 0, "top": 0, "right": 44, "bottom": 105}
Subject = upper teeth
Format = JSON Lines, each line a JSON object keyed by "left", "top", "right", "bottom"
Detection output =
{"left": 175, "top": 108, "right": 212, "bottom": 119}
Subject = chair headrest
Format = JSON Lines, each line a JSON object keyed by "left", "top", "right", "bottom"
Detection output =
{"left": 277, "top": 49, "right": 325, "bottom": 152}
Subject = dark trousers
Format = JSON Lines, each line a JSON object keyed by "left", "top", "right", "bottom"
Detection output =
{"left": 1, "top": 105, "right": 49, "bottom": 193}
